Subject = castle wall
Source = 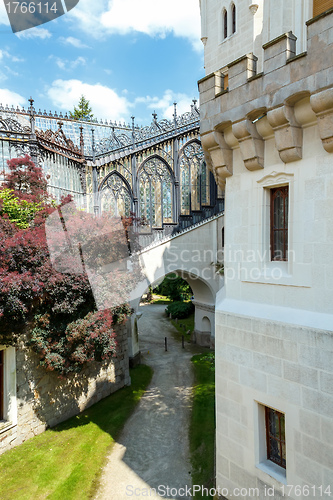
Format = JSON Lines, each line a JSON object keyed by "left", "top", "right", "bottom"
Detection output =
{"left": 199, "top": 5, "right": 333, "bottom": 499}
{"left": 201, "top": 0, "right": 312, "bottom": 75}
{"left": 215, "top": 311, "right": 333, "bottom": 500}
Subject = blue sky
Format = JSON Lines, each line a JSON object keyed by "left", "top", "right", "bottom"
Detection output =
{"left": 0, "top": 0, "right": 203, "bottom": 125}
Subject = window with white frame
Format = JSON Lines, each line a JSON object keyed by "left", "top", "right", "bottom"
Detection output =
{"left": 0, "top": 347, "right": 17, "bottom": 429}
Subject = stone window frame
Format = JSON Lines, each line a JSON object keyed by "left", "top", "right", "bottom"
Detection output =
{"left": 255, "top": 401, "right": 287, "bottom": 485}
{"left": 241, "top": 171, "right": 295, "bottom": 284}
{"left": 219, "top": 2, "right": 237, "bottom": 44}
{"left": 0, "top": 346, "right": 17, "bottom": 433}
{"left": 238, "top": 170, "right": 311, "bottom": 288}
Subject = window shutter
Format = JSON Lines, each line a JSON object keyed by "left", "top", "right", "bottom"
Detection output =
{"left": 313, "top": 0, "right": 333, "bottom": 17}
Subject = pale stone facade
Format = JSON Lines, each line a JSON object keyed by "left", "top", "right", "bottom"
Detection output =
{"left": 0, "top": 323, "right": 130, "bottom": 455}
{"left": 199, "top": 1, "right": 333, "bottom": 499}
{"left": 129, "top": 214, "right": 224, "bottom": 357}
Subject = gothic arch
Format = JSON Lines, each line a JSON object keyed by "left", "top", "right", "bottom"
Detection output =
{"left": 231, "top": 2, "right": 236, "bottom": 34}
{"left": 222, "top": 7, "right": 228, "bottom": 39}
{"left": 137, "top": 155, "right": 175, "bottom": 228}
{"left": 99, "top": 170, "right": 134, "bottom": 217}
{"left": 178, "top": 139, "right": 209, "bottom": 214}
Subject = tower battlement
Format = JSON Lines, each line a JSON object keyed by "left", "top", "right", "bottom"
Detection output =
{"left": 199, "top": 8, "right": 333, "bottom": 186}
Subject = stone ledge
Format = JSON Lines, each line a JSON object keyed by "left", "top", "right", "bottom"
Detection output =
{"left": 286, "top": 51, "right": 307, "bottom": 64}
{"left": 306, "top": 6, "right": 333, "bottom": 26}
{"left": 0, "top": 422, "right": 16, "bottom": 435}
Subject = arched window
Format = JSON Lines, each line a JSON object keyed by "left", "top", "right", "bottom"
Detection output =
{"left": 231, "top": 3, "right": 236, "bottom": 34}
{"left": 100, "top": 172, "right": 132, "bottom": 217}
{"left": 179, "top": 141, "right": 207, "bottom": 214}
{"left": 223, "top": 9, "right": 228, "bottom": 39}
{"left": 139, "top": 158, "right": 173, "bottom": 228}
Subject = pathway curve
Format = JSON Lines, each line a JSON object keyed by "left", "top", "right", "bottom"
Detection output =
{"left": 94, "top": 303, "right": 195, "bottom": 500}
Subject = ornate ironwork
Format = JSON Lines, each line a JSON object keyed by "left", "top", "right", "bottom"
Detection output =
{"left": 89, "top": 100, "right": 200, "bottom": 158}
{"left": 0, "top": 98, "right": 223, "bottom": 230}
{"left": 36, "top": 123, "right": 84, "bottom": 162}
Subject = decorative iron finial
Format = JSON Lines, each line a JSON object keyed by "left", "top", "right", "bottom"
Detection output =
{"left": 173, "top": 102, "right": 177, "bottom": 128}
{"left": 28, "top": 97, "right": 35, "bottom": 118}
{"left": 152, "top": 111, "right": 158, "bottom": 122}
{"left": 79, "top": 125, "right": 84, "bottom": 156}
{"left": 91, "top": 128, "right": 96, "bottom": 160}
{"left": 57, "top": 120, "right": 63, "bottom": 130}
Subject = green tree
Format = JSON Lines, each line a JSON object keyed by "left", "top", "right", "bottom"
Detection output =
{"left": 154, "top": 274, "right": 192, "bottom": 302}
{"left": 0, "top": 188, "right": 43, "bottom": 228}
{"left": 69, "top": 95, "right": 93, "bottom": 121}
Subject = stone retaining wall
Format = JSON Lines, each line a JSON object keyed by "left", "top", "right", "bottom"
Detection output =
{"left": 0, "top": 322, "right": 130, "bottom": 455}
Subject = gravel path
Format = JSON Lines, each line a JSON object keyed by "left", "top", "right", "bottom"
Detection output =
{"left": 94, "top": 303, "right": 195, "bottom": 500}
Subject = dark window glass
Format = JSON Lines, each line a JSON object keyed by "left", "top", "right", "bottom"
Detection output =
{"left": 232, "top": 4, "right": 236, "bottom": 33}
{"left": 265, "top": 407, "right": 286, "bottom": 469}
{"left": 223, "top": 10, "right": 228, "bottom": 39}
{"left": 271, "top": 186, "right": 288, "bottom": 261}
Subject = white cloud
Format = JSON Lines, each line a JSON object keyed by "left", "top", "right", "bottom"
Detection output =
{"left": 0, "top": 49, "right": 24, "bottom": 64}
{"left": 53, "top": 56, "right": 87, "bottom": 70}
{"left": 16, "top": 27, "right": 51, "bottom": 39}
{"left": 0, "top": 50, "right": 9, "bottom": 60}
{"left": 47, "top": 79, "right": 131, "bottom": 121}
{"left": 59, "top": 36, "right": 90, "bottom": 49}
{"left": 0, "top": 88, "right": 26, "bottom": 107}
{"left": 136, "top": 89, "right": 198, "bottom": 120}
{"left": 69, "top": 0, "right": 202, "bottom": 50}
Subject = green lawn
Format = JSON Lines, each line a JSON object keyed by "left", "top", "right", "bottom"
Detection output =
{"left": 0, "top": 364, "right": 153, "bottom": 500}
{"left": 190, "top": 353, "right": 216, "bottom": 499}
{"left": 150, "top": 294, "right": 172, "bottom": 304}
{"left": 171, "top": 312, "right": 195, "bottom": 341}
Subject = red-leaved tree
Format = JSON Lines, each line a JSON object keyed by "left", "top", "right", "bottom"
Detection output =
{"left": 0, "top": 156, "right": 133, "bottom": 376}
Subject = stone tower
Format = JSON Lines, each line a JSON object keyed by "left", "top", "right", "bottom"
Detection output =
{"left": 199, "top": 1, "right": 333, "bottom": 497}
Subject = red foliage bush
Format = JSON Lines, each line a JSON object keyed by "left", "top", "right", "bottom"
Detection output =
{"left": 0, "top": 156, "right": 132, "bottom": 376}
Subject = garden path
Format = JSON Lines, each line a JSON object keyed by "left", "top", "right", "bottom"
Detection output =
{"left": 94, "top": 303, "right": 195, "bottom": 500}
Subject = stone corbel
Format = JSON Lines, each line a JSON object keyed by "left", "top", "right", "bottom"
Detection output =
{"left": 310, "top": 89, "right": 333, "bottom": 153}
{"left": 267, "top": 105, "right": 302, "bottom": 163}
{"left": 201, "top": 130, "right": 232, "bottom": 188}
{"left": 232, "top": 119, "right": 264, "bottom": 170}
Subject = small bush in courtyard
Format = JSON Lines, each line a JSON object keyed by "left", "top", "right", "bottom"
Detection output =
{"left": 166, "top": 301, "right": 194, "bottom": 319}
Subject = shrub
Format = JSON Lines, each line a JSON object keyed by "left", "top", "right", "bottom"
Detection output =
{"left": 165, "top": 301, "right": 194, "bottom": 319}
{"left": 29, "top": 305, "right": 131, "bottom": 376}
{"left": 0, "top": 156, "right": 134, "bottom": 376}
